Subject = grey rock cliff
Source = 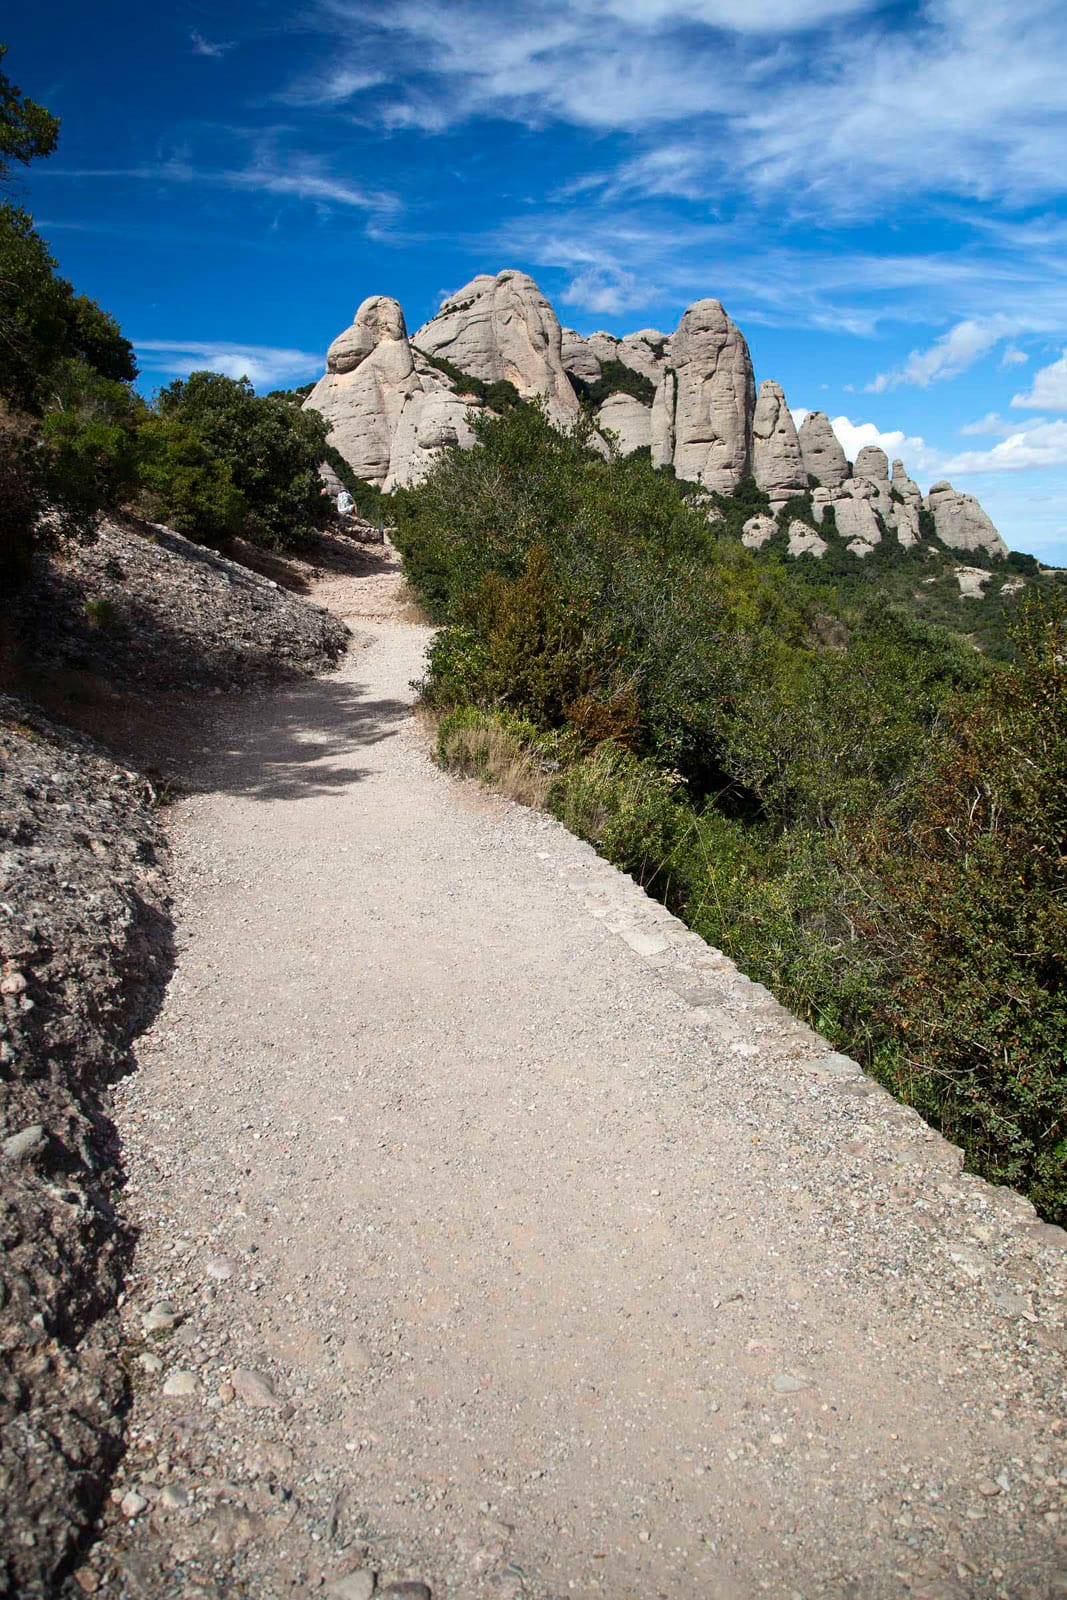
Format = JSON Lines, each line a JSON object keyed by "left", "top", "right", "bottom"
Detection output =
{"left": 666, "top": 299, "right": 755, "bottom": 492}
{"left": 925, "top": 482, "right": 1009, "bottom": 558}
{"left": 414, "top": 270, "right": 578, "bottom": 422}
{"left": 596, "top": 391, "right": 653, "bottom": 455}
{"left": 798, "top": 412, "right": 850, "bottom": 488}
{"left": 753, "top": 380, "right": 806, "bottom": 502}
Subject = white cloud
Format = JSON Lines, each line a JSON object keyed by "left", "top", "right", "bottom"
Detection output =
{"left": 190, "top": 31, "right": 234, "bottom": 58}
{"left": 277, "top": 66, "right": 387, "bottom": 106}
{"left": 135, "top": 339, "right": 321, "bottom": 389}
{"left": 866, "top": 318, "right": 1012, "bottom": 393}
{"left": 824, "top": 415, "right": 935, "bottom": 471}
{"left": 940, "top": 419, "right": 1067, "bottom": 474}
{"left": 560, "top": 265, "right": 649, "bottom": 315}
{"left": 1000, "top": 344, "right": 1029, "bottom": 368}
{"left": 1011, "top": 347, "right": 1067, "bottom": 409}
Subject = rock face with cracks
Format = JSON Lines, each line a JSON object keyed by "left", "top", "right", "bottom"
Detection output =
{"left": 753, "top": 379, "right": 806, "bottom": 502}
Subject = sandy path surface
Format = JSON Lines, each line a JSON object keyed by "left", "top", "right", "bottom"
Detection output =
{"left": 93, "top": 544, "right": 1066, "bottom": 1600}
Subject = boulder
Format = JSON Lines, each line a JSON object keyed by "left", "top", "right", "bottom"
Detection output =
{"left": 829, "top": 481, "right": 883, "bottom": 547}
{"left": 596, "top": 391, "right": 653, "bottom": 456}
{"left": 752, "top": 380, "right": 806, "bottom": 501}
{"left": 742, "top": 514, "right": 777, "bottom": 550}
{"left": 788, "top": 523, "right": 828, "bottom": 559}
{"left": 413, "top": 270, "right": 578, "bottom": 422}
{"left": 810, "top": 486, "right": 833, "bottom": 524}
{"left": 853, "top": 445, "right": 889, "bottom": 482}
{"left": 618, "top": 328, "right": 670, "bottom": 383}
{"left": 561, "top": 328, "right": 602, "bottom": 384}
{"left": 925, "top": 481, "right": 1008, "bottom": 559}
{"left": 798, "top": 412, "right": 849, "bottom": 488}
{"left": 668, "top": 299, "right": 755, "bottom": 492}
{"left": 303, "top": 295, "right": 421, "bottom": 485}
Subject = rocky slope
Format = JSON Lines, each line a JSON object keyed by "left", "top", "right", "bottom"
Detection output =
{"left": 0, "top": 697, "right": 171, "bottom": 1598}
{"left": 0, "top": 517, "right": 354, "bottom": 1596}
{"left": 304, "top": 269, "right": 1008, "bottom": 566}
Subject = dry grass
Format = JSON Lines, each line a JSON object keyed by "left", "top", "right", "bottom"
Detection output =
{"left": 439, "top": 718, "right": 553, "bottom": 810}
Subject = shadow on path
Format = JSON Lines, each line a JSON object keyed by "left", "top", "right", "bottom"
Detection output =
{"left": 177, "top": 670, "right": 413, "bottom": 804}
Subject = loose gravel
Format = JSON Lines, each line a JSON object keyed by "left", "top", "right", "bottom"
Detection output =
{"left": 86, "top": 543, "right": 1066, "bottom": 1600}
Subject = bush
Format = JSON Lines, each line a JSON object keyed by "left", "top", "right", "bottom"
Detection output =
{"left": 401, "top": 403, "right": 1067, "bottom": 1221}
{"left": 153, "top": 373, "right": 334, "bottom": 548}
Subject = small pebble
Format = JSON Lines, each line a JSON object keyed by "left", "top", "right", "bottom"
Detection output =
{"left": 162, "top": 1369, "right": 197, "bottom": 1398}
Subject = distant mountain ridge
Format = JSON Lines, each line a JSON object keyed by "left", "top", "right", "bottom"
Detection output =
{"left": 304, "top": 268, "right": 1007, "bottom": 565}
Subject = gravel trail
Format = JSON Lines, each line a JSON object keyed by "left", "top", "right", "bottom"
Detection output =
{"left": 93, "top": 544, "right": 1066, "bottom": 1600}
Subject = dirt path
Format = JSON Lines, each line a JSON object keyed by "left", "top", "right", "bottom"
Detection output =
{"left": 93, "top": 544, "right": 1065, "bottom": 1600}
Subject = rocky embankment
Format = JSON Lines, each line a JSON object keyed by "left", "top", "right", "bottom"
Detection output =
{"left": 0, "top": 517, "right": 353, "bottom": 1596}
{"left": 0, "top": 698, "right": 170, "bottom": 1597}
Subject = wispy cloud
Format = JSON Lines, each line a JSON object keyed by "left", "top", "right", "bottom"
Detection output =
{"left": 45, "top": 158, "right": 399, "bottom": 217}
{"left": 866, "top": 318, "right": 1017, "bottom": 393}
{"left": 302, "top": 0, "right": 1067, "bottom": 216}
{"left": 1011, "top": 347, "right": 1067, "bottom": 409}
{"left": 135, "top": 339, "right": 321, "bottom": 388}
{"left": 190, "top": 30, "right": 235, "bottom": 59}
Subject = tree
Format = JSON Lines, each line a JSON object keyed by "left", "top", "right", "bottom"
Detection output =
{"left": 152, "top": 373, "right": 335, "bottom": 548}
{"left": 0, "top": 44, "right": 59, "bottom": 181}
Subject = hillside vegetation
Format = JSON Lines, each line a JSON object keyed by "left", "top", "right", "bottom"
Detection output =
{"left": 394, "top": 403, "right": 1067, "bottom": 1222}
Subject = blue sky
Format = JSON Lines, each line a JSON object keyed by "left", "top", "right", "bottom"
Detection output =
{"left": 7, "top": 0, "right": 1067, "bottom": 561}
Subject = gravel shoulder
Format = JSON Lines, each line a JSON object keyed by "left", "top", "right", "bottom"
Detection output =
{"left": 89, "top": 544, "right": 1066, "bottom": 1600}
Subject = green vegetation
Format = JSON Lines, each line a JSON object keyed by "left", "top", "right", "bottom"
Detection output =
{"left": 410, "top": 345, "right": 522, "bottom": 414}
{"left": 570, "top": 358, "right": 657, "bottom": 410}
{"left": 395, "top": 402, "right": 1067, "bottom": 1221}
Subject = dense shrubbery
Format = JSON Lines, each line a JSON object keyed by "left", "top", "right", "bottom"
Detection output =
{"left": 395, "top": 402, "right": 1067, "bottom": 1221}
{"left": 571, "top": 358, "right": 657, "bottom": 410}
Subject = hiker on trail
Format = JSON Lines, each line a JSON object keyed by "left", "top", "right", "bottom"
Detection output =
{"left": 336, "top": 488, "right": 354, "bottom": 518}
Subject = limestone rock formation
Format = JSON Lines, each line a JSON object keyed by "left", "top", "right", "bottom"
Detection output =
{"left": 666, "top": 300, "right": 755, "bottom": 492}
{"left": 753, "top": 380, "right": 806, "bottom": 503}
{"left": 301, "top": 272, "right": 1009, "bottom": 566}
{"left": 925, "top": 482, "right": 1009, "bottom": 559}
{"left": 890, "top": 460, "right": 923, "bottom": 549}
{"left": 828, "top": 480, "right": 883, "bottom": 553}
{"left": 413, "top": 270, "right": 577, "bottom": 422}
{"left": 383, "top": 387, "right": 481, "bottom": 494}
{"left": 303, "top": 295, "right": 421, "bottom": 485}
{"left": 798, "top": 412, "right": 849, "bottom": 488}
{"left": 596, "top": 391, "right": 653, "bottom": 455}
{"left": 650, "top": 369, "right": 677, "bottom": 471}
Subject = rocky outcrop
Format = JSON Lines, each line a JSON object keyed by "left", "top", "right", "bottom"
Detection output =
{"left": 753, "top": 380, "right": 806, "bottom": 503}
{"left": 891, "top": 460, "right": 924, "bottom": 549}
{"left": 596, "top": 391, "right": 653, "bottom": 455}
{"left": 303, "top": 296, "right": 422, "bottom": 485}
{"left": 798, "top": 412, "right": 849, "bottom": 488}
{"left": 926, "top": 482, "right": 1009, "bottom": 559}
{"left": 413, "top": 270, "right": 577, "bottom": 422}
{"left": 742, "top": 513, "right": 778, "bottom": 550}
{"left": 561, "top": 327, "right": 602, "bottom": 384}
{"left": 302, "top": 272, "right": 1007, "bottom": 563}
{"left": 788, "top": 523, "right": 828, "bottom": 559}
{"left": 666, "top": 300, "right": 755, "bottom": 492}
{"left": 383, "top": 386, "right": 481, "bottom": 494}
